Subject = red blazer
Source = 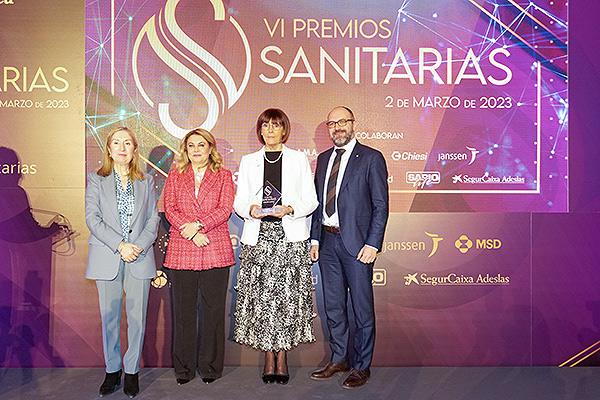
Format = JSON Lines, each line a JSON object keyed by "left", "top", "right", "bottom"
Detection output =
{"left": 163, "top": 166, "right": 235, "bottom": 270}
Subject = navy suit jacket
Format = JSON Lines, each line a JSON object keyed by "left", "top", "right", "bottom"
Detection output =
{"left": 310, "top": 141, "right": 389, "bottom": 257}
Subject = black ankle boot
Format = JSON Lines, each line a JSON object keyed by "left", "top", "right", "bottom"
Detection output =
{"left": 99, "top": 370, "right": 122, "bottom": 397}
{"left": 123, "top": 372, "right": 139, "bottom": 398}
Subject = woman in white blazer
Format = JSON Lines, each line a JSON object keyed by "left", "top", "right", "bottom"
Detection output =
{"left": 233, "top": 108, "right": 318, "bottom": 384}
{"left": 85, "top": 127, "right": 159, "bottom": 398}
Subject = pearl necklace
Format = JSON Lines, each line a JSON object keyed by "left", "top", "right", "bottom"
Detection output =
{"left": 263, "top": 150, "right": 283, "bottom": 164}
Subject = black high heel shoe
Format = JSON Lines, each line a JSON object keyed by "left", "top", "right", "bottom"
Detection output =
{"left": 123, "top": 372, "right": 139, "bottom": 398}
{"left": 99, "top": 370, "right": 122, "bottom": 397}
{"left": 262, "top": 372, "right": 277, "bottom": 384}
{"left": 262, "top": 352, "right": 277, "bottom": 384}
{"left": 275, "top": 353, "right": 289, "bottom": 385}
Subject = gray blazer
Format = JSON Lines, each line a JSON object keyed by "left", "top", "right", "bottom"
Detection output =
{"left": 85, "top": 171, "right": 160, "bottom": 280}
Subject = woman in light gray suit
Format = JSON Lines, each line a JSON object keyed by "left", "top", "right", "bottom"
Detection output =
{"left": 85, "top": 127, "right": 159, "bottom": 399}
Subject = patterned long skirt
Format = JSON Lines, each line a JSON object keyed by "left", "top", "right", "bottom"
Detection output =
{"left": 233, "top": 220, "right": 315, "bottom": 352}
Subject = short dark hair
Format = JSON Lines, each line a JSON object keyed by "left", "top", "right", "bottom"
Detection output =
{"left": 256, "top": 108, "right": 291, "bottom": 145}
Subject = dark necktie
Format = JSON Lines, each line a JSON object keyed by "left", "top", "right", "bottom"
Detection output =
{"left": 325, "top": 149, "right": 345, "bottom": 217}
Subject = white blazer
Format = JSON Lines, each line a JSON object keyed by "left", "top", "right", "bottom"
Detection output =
{"left": 234, "top": 145, "right": 318, "bottom": 246}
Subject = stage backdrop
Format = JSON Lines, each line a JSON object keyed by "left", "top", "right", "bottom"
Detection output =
{"left": 5, "top": 0, "right": 600, "bottom": 369}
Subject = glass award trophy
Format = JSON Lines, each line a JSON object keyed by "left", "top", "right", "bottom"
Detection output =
{"left": 257, "top": 180, "right": 282, "bottom": 215}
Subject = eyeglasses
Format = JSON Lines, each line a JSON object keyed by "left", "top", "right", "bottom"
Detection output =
{"left": 325, "top": 119, "right": 354, "bottom": 129}
{"left": 261, "top": 121, "right": 283, "bottom": 130}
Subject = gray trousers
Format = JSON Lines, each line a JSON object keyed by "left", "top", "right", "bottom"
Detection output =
{"left": 96, "top": 261, "right": 151, "bottom": 374}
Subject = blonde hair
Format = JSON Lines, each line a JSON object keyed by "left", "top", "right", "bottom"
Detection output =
{"left": 176, "top": 128, "right": 222, "bottom": 173}
{"left": 97, "top": 127, "right": 145, "bottom": 180}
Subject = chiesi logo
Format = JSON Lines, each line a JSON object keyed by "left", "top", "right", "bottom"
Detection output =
{"left": 132, "top": 0, "right": 251, "bottom": 139}
{"left": 404, "top": 272, "right": 509, "bottom": 286}
{"left": 392, "top": 151, "right": 428, "bottom": 161}
{"left": 452, "top": 173, "right": 525, "bottom": 184}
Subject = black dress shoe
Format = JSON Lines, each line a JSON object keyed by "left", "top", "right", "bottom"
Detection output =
{"left": 123, "top": 372, "right": 139, "bottom": 398}
{"left": 202, "top": 378, "right": 216, "bottom": 384}
{"left": 176, "top": 378, "right": 191, "bottom": 385}
{"left": 275, "top": 373, "right": 289, "bottom": 385}
{"left": 99, "top": 370, "right": 122, "bottom": 397}
{"left": 262, "top": 372, "right": 276, "bottom": 384}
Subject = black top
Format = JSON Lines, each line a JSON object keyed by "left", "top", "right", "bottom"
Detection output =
{"left": 262, "top": 151, "right": 282, "bottom": 222}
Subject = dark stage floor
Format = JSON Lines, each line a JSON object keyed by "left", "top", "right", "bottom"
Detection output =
{"left": 0, "top": 366, "right": 598, "bottom": 400}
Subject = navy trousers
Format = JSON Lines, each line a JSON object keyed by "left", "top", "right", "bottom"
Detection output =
{"left": 319, "top": 229, "right": 375, "bottom": 371}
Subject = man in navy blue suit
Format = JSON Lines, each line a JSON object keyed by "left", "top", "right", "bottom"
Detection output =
{"left": 310, "top": 106, "right": 389, "bottom": 389}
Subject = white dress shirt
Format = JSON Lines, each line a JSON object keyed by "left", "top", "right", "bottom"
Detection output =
{"left": 322, "top": 137, "right": 357, "bottom": 228}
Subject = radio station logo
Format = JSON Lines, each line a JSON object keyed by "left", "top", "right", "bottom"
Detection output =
{"left": 392, "top": 151, "right": 428, "bottom": 161}
{"left": 406, "top": 171, "right": 440, "bottom": 188}
{"left": 437, "top": 146, "right": 479, "bottom": 165}
{"left": 382, "top": 231, "right": 443, "bottom": 258}
{"left": 452, "top": 173, "right": 525, "bottom": 184}
{"left": 403, "top": 272, "right": 510, "bottom": 286}
{"left": 132, "top": 0, "right": 251, "bottom": 139}
{"left": 454, "top": 235, "right": 502, "bottom": 253}
{"left": 372, "top": 269, "right": 386, "bottom": 286}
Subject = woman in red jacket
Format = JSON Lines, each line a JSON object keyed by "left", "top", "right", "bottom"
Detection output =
{"left": 163, "top": 128, "right": 235, "bottom": 385}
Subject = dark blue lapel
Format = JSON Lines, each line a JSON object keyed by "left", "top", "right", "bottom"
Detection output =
{"left": 338, "top": 141, "right": 365, "bottom": 195}
{"left": 316, "top": 147, "right": 334, "bottom": 200}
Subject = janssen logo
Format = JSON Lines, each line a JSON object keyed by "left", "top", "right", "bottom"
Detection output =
{"left": 437, "top": 146, "right": 479, "bottom": 165}
{"left": 381, "top": 232, "right": 443, "bottom": 258}
{"left": 132, "top": 0, "right": 251, "bottom": 139}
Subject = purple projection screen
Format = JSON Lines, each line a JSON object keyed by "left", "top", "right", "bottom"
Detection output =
{"left": 85, "top": 0, "right": 567, "bottom": 213}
